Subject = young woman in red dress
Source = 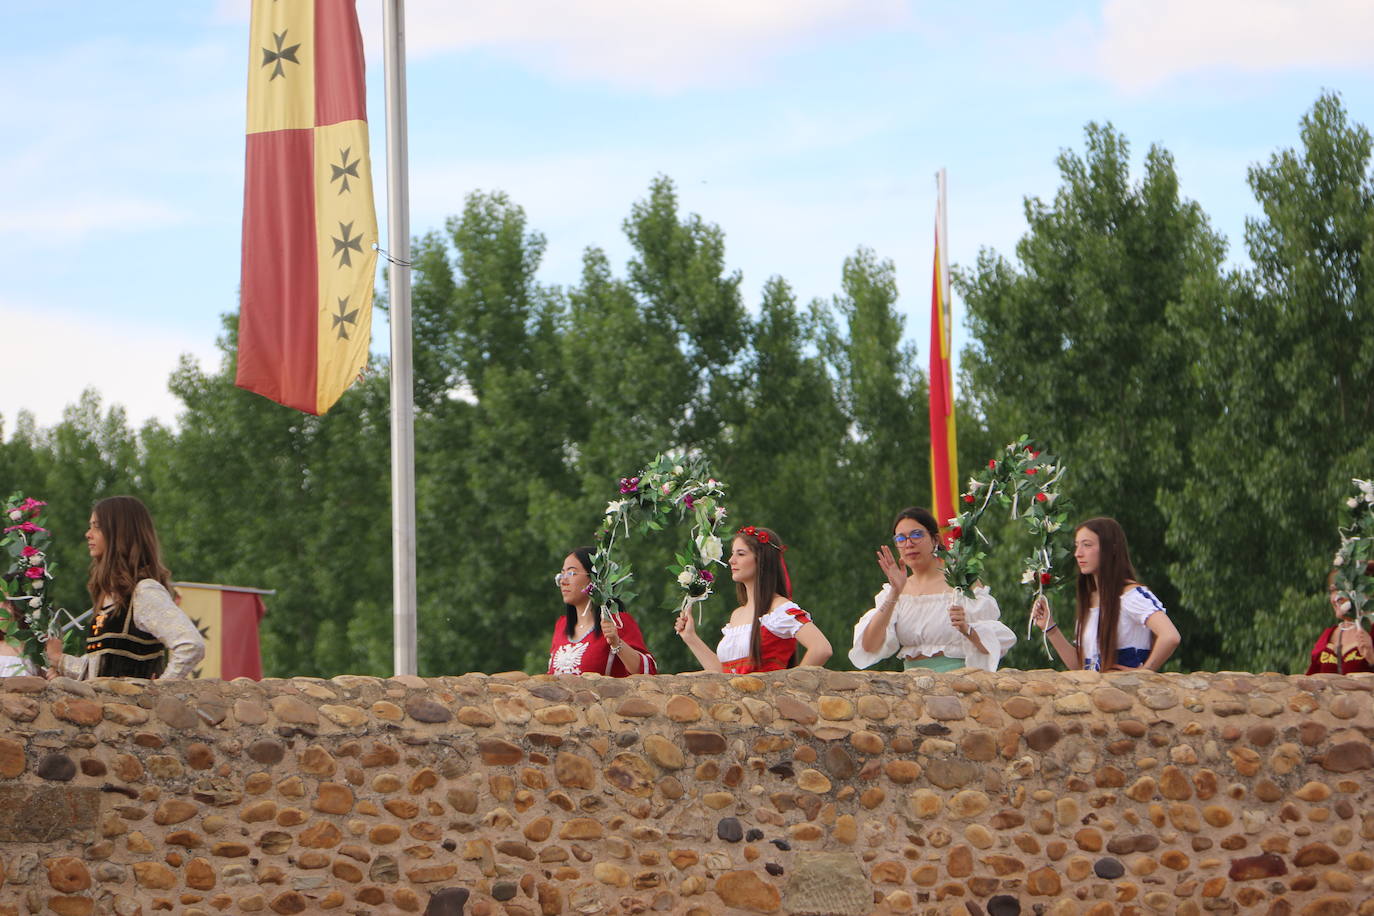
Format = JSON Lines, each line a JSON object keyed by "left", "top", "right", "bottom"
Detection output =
{"left": 546, "top": 547, "right": 657, "bottom": 677}
{"left": 674, "top": 526, "right": 831, "bottom": 674}
{"left": 1307, "top": 566, "right": 1374, "bottom": 674}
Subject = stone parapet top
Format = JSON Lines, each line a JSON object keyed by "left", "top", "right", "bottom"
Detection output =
{"left": 1, "top": 668, "right": 1372, "bottom": 915}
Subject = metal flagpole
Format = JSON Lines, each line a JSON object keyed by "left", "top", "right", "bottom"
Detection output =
{"left": 936, "top": 168, "right": 951, "bottom": 346}
{"left": 383, "top": 0, "right": 417, "bottom": 675}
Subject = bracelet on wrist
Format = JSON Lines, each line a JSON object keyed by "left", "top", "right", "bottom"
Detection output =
{"left": 1044, "top": 622, "right": 1057, "bottom": 633}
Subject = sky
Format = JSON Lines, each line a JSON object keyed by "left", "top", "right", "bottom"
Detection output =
{"left": 3, "top": 0, "right": 1373, "bottom": 431}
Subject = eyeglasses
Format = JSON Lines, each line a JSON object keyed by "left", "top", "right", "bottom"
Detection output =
{"left": 892, "top": 530, "right": 928, "bottom": 545}
{"left": 553, "top": 571, "right": 580, "bottom": 586}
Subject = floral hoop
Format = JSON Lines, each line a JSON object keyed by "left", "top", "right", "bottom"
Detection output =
{"left": 1331, "top": 479, "right": 1374, "bottom": 661}
{"left": 935, "top": 437, "right": 1073, "bottom": 657}
{"left": 1, "top": 493, "right": 80, "bottom": 671}
{"left": 591, "top": 454, "right": 729, "bottom": 622}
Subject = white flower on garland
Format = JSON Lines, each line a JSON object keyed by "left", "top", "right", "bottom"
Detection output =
{"left": 1021, "top": 568, "right": 1036, "bottom": 585}
{"left": 700, "top": 536, "right": 723, "bottom": 563}
{"left": 1349, "top": 498, "right": 1361, "bottom": 509}
{"left": 673, "top": 465, "right": 684, "bottom": 475}
{"left": 677, "top": 568, "right": 696, "bottom": 587}
{"left": 605, "top": 499, "right": 626, "bottom": 516}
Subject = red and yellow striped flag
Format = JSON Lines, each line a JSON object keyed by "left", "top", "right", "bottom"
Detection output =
{"left": 929, "top": 215, "right": 959, "bottom": 539}
{"left": 176, "top": 583, "right": 267, "bottom": 680}
{"left": 236, "top": 0, "right": 378, "bottom": 415}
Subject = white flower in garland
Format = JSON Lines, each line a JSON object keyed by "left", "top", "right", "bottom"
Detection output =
{"left": 1349, "top": 498, "right": 1361, "bottom": 509}
{"left": 589, "top": 453, "right": 731, "bottom": 617}
{"left": 1020, "top": 568, "right": 1036, "bottom": 585}
{"left": 700, "top": 535, "right": 723, "bottom": 564}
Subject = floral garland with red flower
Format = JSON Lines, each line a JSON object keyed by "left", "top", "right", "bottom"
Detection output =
{"left": 1330, "top": 479, "right": 1374, "bottom": 650}
{"left": 935, "top": 437, "right": 1073, "bottom": 655}
{"left": 590, "top": 453, "right": 729, "bottom": 621}
{"left": 1, "top": 493, "right": 79, "bottom": 671}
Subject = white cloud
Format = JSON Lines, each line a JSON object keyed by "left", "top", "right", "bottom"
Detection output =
{"left": 1097, "top": 0, "right": 1374, "bottom": 92}
{"left": 355, "top": 0, "right": 908, "bottom": 91}
{"left": 0, "top": 299, "right": 220, "bottom": 431}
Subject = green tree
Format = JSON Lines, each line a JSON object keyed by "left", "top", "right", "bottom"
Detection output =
{"left": 150, "top": 320, "right": 394, "bottom": 676}
{"left": 957, "top": 123, "right": 1229, "bottom": 669}
{"left": 1163, "top": 93, "right": 1374, "bottom": 672}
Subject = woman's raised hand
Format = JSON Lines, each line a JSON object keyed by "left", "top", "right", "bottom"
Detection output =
{"left": 875, "top": 545, "right": 908, "bottom": 593}
{"left": 674, "top": 605, "right": 696, "bottom": 642}
{"left": 44, "top": 636, "right": 63, "bottom": 667}
{"left": 947, "top": 604, "right": 970, "bottom": 636}
{"left": 1029, "top": 595, "right": 1054, "bottom": 631}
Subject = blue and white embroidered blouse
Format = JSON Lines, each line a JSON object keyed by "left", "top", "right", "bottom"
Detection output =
{"left": 1079, "top": 585, "right": 1167, "bottom": 671}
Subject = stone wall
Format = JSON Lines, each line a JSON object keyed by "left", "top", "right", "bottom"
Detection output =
{"left": 1, "top": 668, "right": 1373, "bottom": 916}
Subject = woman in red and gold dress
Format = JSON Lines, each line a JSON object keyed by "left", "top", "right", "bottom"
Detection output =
{"left": 1307, "top": 567, "right": 1374, "bottom": 675}
{"left": 674, "top": 525, "right": 831, "bottom": 674}
{"left": 547, "top": 547, "right": 657, "bottom": 677}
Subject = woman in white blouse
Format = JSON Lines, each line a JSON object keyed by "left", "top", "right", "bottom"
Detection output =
{"left": 45, "top": 496, "right": 205, "bottom": 680}
{"left": 1030, "top": 517, "right": 1179, "bottom": 672}
{"left": 849, "top": 507, "right": 1015, "bottom": 672}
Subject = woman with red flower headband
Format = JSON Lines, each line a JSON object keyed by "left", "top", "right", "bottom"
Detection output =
{"left": 851, "top": 507, "right": 1015, "bottom": 672}
{"left": 675, "top": 526, "right": 831, "bottom": 673}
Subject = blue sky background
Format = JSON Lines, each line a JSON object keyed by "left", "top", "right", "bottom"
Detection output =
{"left": 3, "top": 0, "right": 1372, "bottom": 429}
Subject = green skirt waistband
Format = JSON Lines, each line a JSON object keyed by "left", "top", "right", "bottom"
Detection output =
{"left": 902, "top": 655, "right": 964, "bottom": 673}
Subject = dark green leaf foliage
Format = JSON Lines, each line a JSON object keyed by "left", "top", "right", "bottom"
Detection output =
{"left": 1163, "top": 93, "right": 1374, "bottom": 672}
{"left": 957, "top": 122, "right": 1229, "bottom": 670}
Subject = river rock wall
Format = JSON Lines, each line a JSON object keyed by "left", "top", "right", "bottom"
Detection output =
{"left": 1, "top": 668, "right": 1372, "bottom": 916}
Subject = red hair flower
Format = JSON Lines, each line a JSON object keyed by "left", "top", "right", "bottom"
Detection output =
{"left": 757, "top": 531, "right": 770, "bottom": 544}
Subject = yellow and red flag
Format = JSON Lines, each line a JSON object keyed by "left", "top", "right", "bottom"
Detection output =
{"left": 237, "top": 0, "right": 378, "bottom": 415}
{"left": 929, "top": 211, "right": 959, "bottom": 540}
{"left": 175, "top": 583, "right": 268, "bottom": 680}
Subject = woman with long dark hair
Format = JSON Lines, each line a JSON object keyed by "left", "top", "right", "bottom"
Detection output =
{"left": 675, "top": 525, "right": 831, "bottom": 673}
{"left": 547, "top": 547, "right": 656, "bottom": 676}
{"left": 1030, "top": 517, "right": 1179, "bottom": 671}
{"left": 45, "top": 496, "right": 205, "bottom": 680}
{"left": 850, "top": 506, "right": 1015, "bottom": 671}
{"left": 1306, "top": 565, "right": 1374, "bottom": 674}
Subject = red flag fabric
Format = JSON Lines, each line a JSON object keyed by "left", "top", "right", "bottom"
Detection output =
{"left": 929, "top": 216, "right": 959, "bottom": 539}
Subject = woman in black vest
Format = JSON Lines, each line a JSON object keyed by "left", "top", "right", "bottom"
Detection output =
{"left": 45, "top": 496, "right": 205, "bottom": 679}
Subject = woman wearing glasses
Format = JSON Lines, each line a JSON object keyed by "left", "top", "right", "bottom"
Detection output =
{"left": 849, "top": 507, "right": 1015, "bottom": 672}
{"left": 547, "top": 547, "right": 657, "bottom": 676}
